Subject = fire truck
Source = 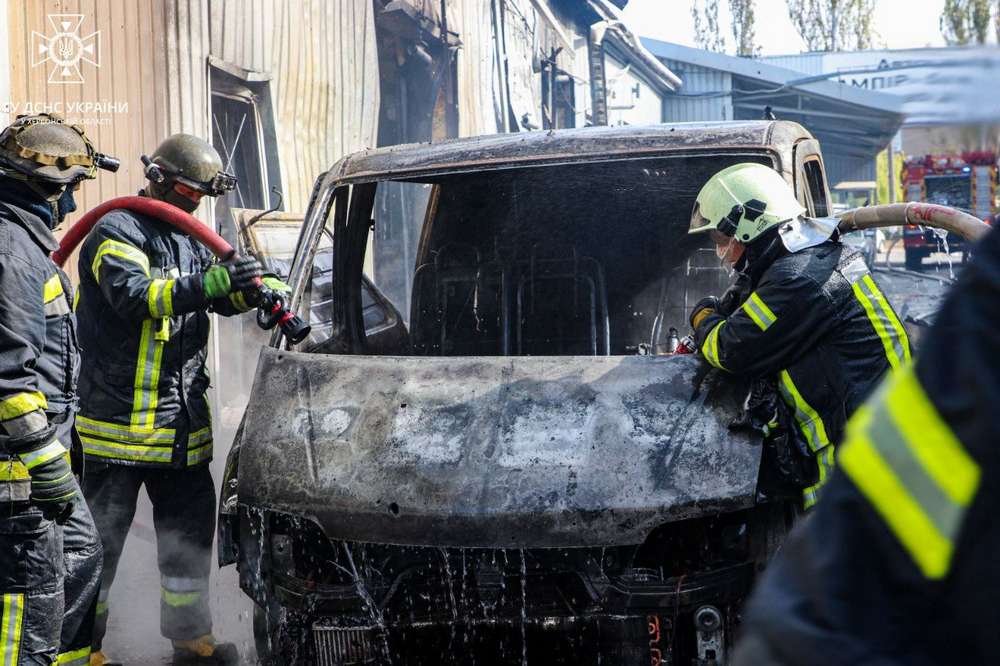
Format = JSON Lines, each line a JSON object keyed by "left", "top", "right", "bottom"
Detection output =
{"left": 901, "top": 152, "right": 997, "bottom": 270}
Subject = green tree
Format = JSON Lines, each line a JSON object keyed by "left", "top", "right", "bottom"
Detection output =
{"left": 941, "top": 0, "right": 992, "bottom": 45}
{"left": 692, "top": 0, "right": 726, "bottom": 53}
{"left": 786, "top": 0, "right": 877, "bottom": 51}
{"left": 729, "top": 0, "right": 760, "bottom": 56}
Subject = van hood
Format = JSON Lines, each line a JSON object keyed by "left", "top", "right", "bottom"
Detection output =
{"left": 236, "top": 348, "right": 762, "bottom": 548}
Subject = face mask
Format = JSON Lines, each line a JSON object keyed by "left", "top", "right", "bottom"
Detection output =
{"left": 56, "top": 186, "right": 77, "bottom": 221}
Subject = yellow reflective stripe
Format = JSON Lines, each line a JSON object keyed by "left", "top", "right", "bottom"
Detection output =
{"left": 91, "top": 239, "right": 151, "bottom": 282}
{"left": 73, "top": 288, "right": 80, "bottom": 311}
{"left": 888, "top": 367, "right": 978, "bottom": 507}
{"left": 0, "top": 391, "right": 47, "bottom": 421}
{"left": 839, "top": 368, "right": 980, "bottom": 579}
{"left": 0, "top": 459, "right": 30, "bottom": 482}
{"left": 43, "top": 274, "right": 63, "bottom": 303}
{"left": 228, "top": 290, "right": 250, "bottom": 312}
{"left": 0, "top": 593, "right": 24, "bottom": 666}
{"left": 778, "top": 370, "right": 830, "bottom": 452}
{"left": 130, "top": 320, "right": 167, "bottom": 431}
{"left": 96, "top": 600, "right": 108, "bottom": 616}
{"left": 18, "top": 440, "right": 67, "bottom": 470}
{"left": 147, "top": 279, "right": 176, "bottom": 319}
{"left": 162, "top": 589, "right": 202, "bottom": 607}
{"left": 742, "top": 292, "right": 777, "bottom": 331}
{"left": 701, "top": 321, "right": 727, "bottom": 370}
{"left": 853, "top": 275, "right": 911, "bottom": 370}
{"left": 189, "top": 426, "right": 212, "bottom": 446}
{"left": 802, "top": 445, "right": 834, "bottom": 509}
{"left": 55, "top": 646, "right": 91, "bottom": 665}
{"left": 187, "top": 442, "right": 212, "bottom": 467}
{"left": 80, "top": 436, "right": 174, "bottom": 464}
{"left": 76, "top": 415, "right": 174, "bottom": 442}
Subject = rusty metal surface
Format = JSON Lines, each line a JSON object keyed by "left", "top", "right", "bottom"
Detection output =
{"left": 326, "top": 121, "right": 811, "bottom": 184}
{"left": 237, "top": 348, "right": 761, "bottom": 548}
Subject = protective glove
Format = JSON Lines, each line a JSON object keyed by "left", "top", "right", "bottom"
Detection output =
{"left": 203, "top": 255, "right": 263, "bottom": 299}
{"left": 22, "top": 439, "right": 76, "bottom": 521}
{"left": 690, "top": 296, "right": 720, "bottom": 331}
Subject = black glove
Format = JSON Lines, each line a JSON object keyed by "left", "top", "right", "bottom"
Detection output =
{"left": 222, "top": 255, "right": 263, "bottom": 292}
{"left": 690, "top": 296, "right": 720, "bottom": 331}
{"left": 24, "top": 442, "right": 77, "bottom": 521}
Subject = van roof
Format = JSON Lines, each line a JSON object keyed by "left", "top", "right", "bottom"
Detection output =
{"left": 328, "top": 121, "right": 813, "bottom": 183}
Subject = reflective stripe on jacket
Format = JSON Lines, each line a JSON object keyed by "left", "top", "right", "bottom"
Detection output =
{"left": 695, "top": 241, "right": 909, "bottom": 508}
{"left": 75, "top": 207, "right": 249, "bottom": 469}
{"left": 0, "top": 201, "right": 80, "bottom": 502}
{"left": 736, "top": 228, "right": 1000, "bottom": 666}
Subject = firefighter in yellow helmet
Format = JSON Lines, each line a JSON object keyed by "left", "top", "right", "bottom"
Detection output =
{"left": 734, "top": 225, "right": 1000, "bottom": 665}
{"left": 687, "top": 162, "right": 910, "bottom": 508}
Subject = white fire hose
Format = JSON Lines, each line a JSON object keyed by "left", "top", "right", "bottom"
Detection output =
{"left": 838, "top": 202, "right": 991, "bottom": 243}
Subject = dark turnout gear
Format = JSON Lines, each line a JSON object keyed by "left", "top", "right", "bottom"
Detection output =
{"left": 693, "top": 239, "right": 910, "bottom": 507}
{"left": 83, "top": 463, "right": 217, "bottom": 647}
{"left": 0, "top": 190, "right": 102, "bottom": 665}
{"left": 75, "top": 208, "right": 250, "bottom": 469}
{"left": 734, "top": 228, "right": 1000, "bottom": 666}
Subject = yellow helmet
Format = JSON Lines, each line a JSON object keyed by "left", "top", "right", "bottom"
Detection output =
{"left": 689, "top": 163, "right": 804, "bottom": 244}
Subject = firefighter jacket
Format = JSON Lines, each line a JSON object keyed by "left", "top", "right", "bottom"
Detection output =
{"left": 0, "top": 199, "right": 78, "bottom": 502}
{"left": 694, "top": 236, "right": 910, "bottom": 507}
{"left": 75, "top": 207, "right": 251, "bottom": 469}
{"left": 734, "top": 228, "right": 1000, "bottom": 666}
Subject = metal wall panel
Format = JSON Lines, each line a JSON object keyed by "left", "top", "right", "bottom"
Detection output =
{"left": 209, "top": 0, "right": 379, "bottom": 213}
{"left": 6, "top": 0, "right": 210, "bottom": 277}
{"left": 661, "top": 59, "right": 731, "bottom": 123}
{"left": 758, "top": 53, "right": 824, "bottom": 76}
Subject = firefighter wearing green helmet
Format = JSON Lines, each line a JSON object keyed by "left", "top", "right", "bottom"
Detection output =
{"left": 74, "top": 134, "right": 281, "bottom": 665}
{"left": 687, "top": 162, "right": 911, "bottom": 509}
{"left": 0, "top": 114, "right": 116, "bottom": 666}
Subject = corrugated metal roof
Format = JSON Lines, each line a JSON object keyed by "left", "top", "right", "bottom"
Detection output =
{"left": 641, "top": 38, "right": 904, "bottom": 113}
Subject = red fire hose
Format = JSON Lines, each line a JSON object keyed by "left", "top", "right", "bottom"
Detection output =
{"left": 53, "top": 196, "right": 310, "bottom": 343}
{"left": 53, "top": 196, "right": 234, "bottom": 266}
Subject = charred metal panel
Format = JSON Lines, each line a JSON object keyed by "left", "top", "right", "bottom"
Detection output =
{"left": 237, "top": 348, "right": 761, "bottom": 548}
{"left": 328, "top": 121, "right": 804, "bottom": 184}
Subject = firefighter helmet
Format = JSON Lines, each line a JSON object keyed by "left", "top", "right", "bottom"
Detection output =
{"left": 689, "top": 163, "right": 805, "bottom": 244}
{"left": 142, "top": 134, "right": 236, "bottom": 212}
{"left": 0, "top": 114, "right": 101, "bottom": 185}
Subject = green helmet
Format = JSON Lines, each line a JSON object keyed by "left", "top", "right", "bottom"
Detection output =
{"left": 142, "top": 134, "right": 236, "bottom": 212}
{"left": 689, "top": 162, "right": 804, "bottom": 244}
{"left": 0, "top": 113, "right": 101, "bottom": 185}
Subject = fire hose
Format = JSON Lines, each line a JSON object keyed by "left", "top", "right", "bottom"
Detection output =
{"left": 52, "top": 196, "right": 311, "bottom": 344}
{"left": 837, "top": 202, "right": 991, "bottom": 243}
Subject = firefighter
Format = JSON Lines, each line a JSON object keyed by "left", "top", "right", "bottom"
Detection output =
{"left": 733, "top": 226, "right": 1000, "bottom": 665}
{"left": 687, "top": 162, "right": 910, "bottom": 508}
{"left": 76, "top": 134, "right": 263, "bottom": 665}
{"left": 0, "top": 114, "right": 110, "bottom": 666}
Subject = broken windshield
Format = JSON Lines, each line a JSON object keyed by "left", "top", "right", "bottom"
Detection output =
{"left": 297, "top": 152, "right": 775, "bottom": 356}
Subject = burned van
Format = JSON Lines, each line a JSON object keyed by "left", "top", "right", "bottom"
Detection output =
{"left": 219, "top": 122, "right": 859, "bottom": 664}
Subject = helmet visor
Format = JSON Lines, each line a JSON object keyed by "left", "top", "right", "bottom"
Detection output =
{"left": 688, "top": 200, "right": 717, "bottom": 234}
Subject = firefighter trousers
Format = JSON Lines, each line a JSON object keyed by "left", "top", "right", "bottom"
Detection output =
{"left": 83, "top": 462, "right": 216, "bottom": 648}
{"left": 0, "top": 484, "right": 103, "bottom": 666}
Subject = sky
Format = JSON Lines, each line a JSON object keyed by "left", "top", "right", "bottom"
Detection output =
{"left": 621, "top": 0, "right": 949, "bottom": 55}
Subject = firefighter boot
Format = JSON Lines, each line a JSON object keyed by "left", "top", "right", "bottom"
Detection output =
{"left": 172, "top": 634, "right": 240, "bottom": 665}
{"left": 90, "top": 651, "right": 124, "bottom": 666}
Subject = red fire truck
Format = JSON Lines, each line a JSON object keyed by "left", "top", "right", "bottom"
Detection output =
{"left": 901, "top": 152, "right": 997, "bottom": 270}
